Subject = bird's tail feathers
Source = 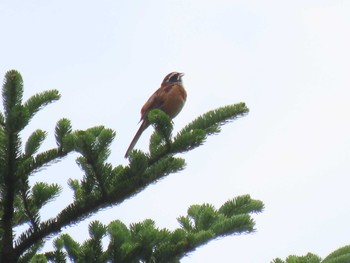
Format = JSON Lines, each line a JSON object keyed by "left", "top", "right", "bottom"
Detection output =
{"left": 124, "top": 121, "right": 149, "bottom": 158}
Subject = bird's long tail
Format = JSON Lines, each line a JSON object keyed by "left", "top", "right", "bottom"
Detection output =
{"left": 124, "top": 120, "right": 149, "bottom": 158}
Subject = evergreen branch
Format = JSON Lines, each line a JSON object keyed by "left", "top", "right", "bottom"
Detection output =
{"left": 1, "top": 73, "right": 252, "bottom": 262}
{"left": 272, "top": 245, "right": 350, "bottom": 263}
{"left": 171, "top": 129, "right": 206, "bottom": 153}
{"left": 219, "top": 194, "right": 264, "bottom": 216}
{"left": 19, "top": 188, "right": 39, "bottom": 232}
{"left": 44, "top": 250, "right": 66, "bottom": 262}
{"left": 143, "top": 155, "right": 185, "bottom": 181}
{"left": 24, "top": 129, "right": 47, "bottom": 157}
{"left": 17, "top": 242, "right": 43, "bottom": 263}
{"left": 271, "top": 253, "right": 322, "bottom": 263}
{"left": 31, "top": 182, "right": 61, "bottom": 209}
{"left": 147, "top": 109, "right": 173, "bottom": 143}
{"left": 0, "top": 115, "right": 5, "bottom": 185}
{"left": 178, "top": 103, "right": 249, "bottom": 136}
{"left": 24, "top": 90, "right": 60, "bottom": 121}
{"left": 39, "top": 195, "right": 263, "bottom": 262}
{"left": 70, "top": 126, "right": 116, "bottom": 197}
{"left": 18, "top": 148, "right": 70, "bottom": 178}
{"left": 13, "top": 153, "right": 185, "bottom": 257}
{"left": 147, "top": 103, "right": 249, "bottom": 158}
{"left": 1, "top": 70, "right": 25, "bottom": 262}
{"left": 90, "top": 160, "right": 108, "bottom": 198}
{"left": 34, "top": 148, "right": 65, "bottom": 167}
{"left": 13, "top": 182, "right": 61, "bottom": 230}
{"left": 55, "top": 234, "right": 81, "bottom": 262}
{"left": 0, "top": 71, "right": 67, "bottom": 261}
{"left": 12, "top": 194, "right": 29, "bottom": 227}
{"left": 55, "top": 118, "right": 72, "bottom": 149}
{"left": 2, "top": 70, "right": 23, "bottom": 116}
{"left": 14, "top": 219, "right": 61, "bottom": 258}
{"left": 0, "top": 112, "right": 5, "bottom": 127}
{"left": 323, "top": 245, "right": 350, "bottom": 263}
{"left": 14, "top": 198, "right": 105, "bottom": 257}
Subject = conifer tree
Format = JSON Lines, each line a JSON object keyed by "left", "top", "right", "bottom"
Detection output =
{"left": 0, "top": 70, "right": 264, "bottom": 262}
{"left": 272, "top": 245, "right": 350, "bottom": 263}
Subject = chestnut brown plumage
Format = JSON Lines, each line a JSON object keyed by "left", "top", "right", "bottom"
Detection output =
{"left": 124, "top": 72, "right": 187, "bottom": 158}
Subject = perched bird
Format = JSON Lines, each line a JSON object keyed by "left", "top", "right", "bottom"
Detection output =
{"left": 125, "top": 72, "right": 187, "bottom": 158}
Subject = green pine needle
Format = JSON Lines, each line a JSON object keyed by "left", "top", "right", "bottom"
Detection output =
{"left": 24, "top": 90, "right": 60, "bottom": 120}
{"left": 31, "top": 182, "right": 62, "bottom": 209}
{"left": 2, "top": 70, "right": 24, "bottom": 115}
{"left": 172, "top": 103, "right": 249, "bottom": 154}
{"left": 179, "top": 102, "right": 249, "bottom": 136}
{"left": 55, "top": 118, "right": 72, "bottom": 149}
{"left": 24, "top": 130, "right": 47, "bottom": 157}
{"left": 323, "top": 245, "right": 350, "bottom": 263}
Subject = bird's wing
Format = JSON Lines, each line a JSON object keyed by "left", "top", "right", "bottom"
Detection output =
{"left": 140, "top": 84, "right": 173, "bottom": 121}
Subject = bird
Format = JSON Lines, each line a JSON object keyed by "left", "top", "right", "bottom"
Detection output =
{"left": 124, "top": 72, "right": 187, "bottom": 158}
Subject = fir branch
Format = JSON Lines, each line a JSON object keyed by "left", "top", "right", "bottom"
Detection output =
{"left": 148, "top": 103, "right": 249, "bottom": 160}
{"left": 1, "top": 71, "right": 253, "bottom": 261}
{"left": 55, "top": 118, "right": 72, "bottom": 149}
{"left": 24, "top": 90, "right": 60, "bottom": 121}
{"left": 17, "top": 170, "right": 41, "bottom": 233}
{"left": 14, "top": 197, "right": 107, "bottom": 258}
{"left": 18, "top": 148, "right": 69, "bottom": 178}
{"left": 2, "top": 70, "right": 23, "bottom": 116}
{"left": 14, "top": 218, "right": 61, "bottom": 258}
{"left": 272, "top": 253, "right": 322, "bottom": 263}
{"left": 70, "top": 126, "right": 116, "bottom": 197}
{"left": 218, "top": 194, "right": 264, "bottom": 216}
{"left": 171, "top": 129, "right": 206, "bottom": 153}
{"left": 0, "top": 115, "right": 5, "bottom": 184}
{"left": 0, "top": 111, "right": 5, "bottom": 127}
{"left": 13, "top": 153, "right": 185, "bottom": 257}
{"left": 40, "top": 196, "right": 263, "bottom": 262}
{"left": 24, "top": 129, "right": 47, "bottom": 157}
{"left": 178, "top": 103, "right": 249, "bottom": 136}
{"left": 323, "top": 245, "right": 350, "bottom": 263}
{"left": 58, "top": 234, "right": 81, "bottom": 262}
{"left": 143, "top": 155, "right": 185, "bottom": 181}
{"left": 1, "top": 70, "right": 25, "bottom": 262}
{"left": 44, "top": 250, "right": 66, "bottom": 263}
{"left": 31, "top": 182, "right": 61, "bottom": 209}
{"left": 273, "top": 245, "right": 350, "bottom": 263}
{"left": 19, "top": 188, "right": 39, "bottom": 232}
{"left": 12, "top": 194, "right": 28, "bottom": 227}
{"left": 147, "top": 109, "right": 173, "bottom": 142}
{"left": 17, "top": 242, "right": 43, "bottom": 263}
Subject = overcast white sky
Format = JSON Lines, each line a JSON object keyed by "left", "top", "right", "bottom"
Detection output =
{"left": 1, "top": 1, "right": 350, "bottom": 262}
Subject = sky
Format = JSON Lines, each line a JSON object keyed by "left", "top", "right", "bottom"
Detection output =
{"left": 1, "top": 0, "right": 350, "bottom": 262}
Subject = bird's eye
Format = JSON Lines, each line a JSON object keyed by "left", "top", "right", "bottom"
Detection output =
{"left": 168, "top": 73, "right": 179, "bottom": 82}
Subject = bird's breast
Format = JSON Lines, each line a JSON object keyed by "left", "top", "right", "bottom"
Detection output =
{"left": 162, "top": 84, "right": 187, "bottom": 118}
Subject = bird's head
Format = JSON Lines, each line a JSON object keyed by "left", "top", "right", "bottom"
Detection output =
{"left": 162, "top": 72, "right": 184, "bottom": 84}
